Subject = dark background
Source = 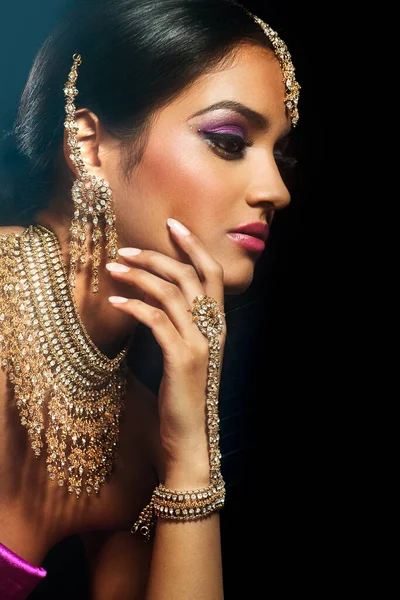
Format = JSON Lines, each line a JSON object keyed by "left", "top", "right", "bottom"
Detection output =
{"left": 0, "top": 1, "right": 333, "bottom": 597}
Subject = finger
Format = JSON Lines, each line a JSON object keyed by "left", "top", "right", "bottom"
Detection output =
{"left": 117, "top": 219, "right": 225, "bottom": 311}
{"left": 108, "top": 296, "right": 183, "bottom": 355}
{"left": 106, "top": 263, "right": 203, "bottom": 341}
{"left": 166, "top": 219, "right": 225, "bottom": 310}
{"left": 116, "top": 248, "right": 205, "bottom": 313}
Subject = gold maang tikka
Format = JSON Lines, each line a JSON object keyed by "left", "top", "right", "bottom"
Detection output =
{"left": 243, "top": 8, "right": 301, "bottom": 127}
{"left": 64, "top": 54, "right": 118, "bottom": 293}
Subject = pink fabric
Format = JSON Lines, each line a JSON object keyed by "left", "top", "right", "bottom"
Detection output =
{"left": 0, "top": 541, "right": 46, "bottom": 599}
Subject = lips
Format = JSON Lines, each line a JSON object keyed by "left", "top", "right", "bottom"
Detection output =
{"left": 228, "top": 222, "right": 269, "bottom": 242}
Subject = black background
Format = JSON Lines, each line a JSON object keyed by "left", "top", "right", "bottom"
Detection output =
{"left": 0, "top": 1, "right": 335, "bottom": 597}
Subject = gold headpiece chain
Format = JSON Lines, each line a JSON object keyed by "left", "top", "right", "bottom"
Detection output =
{"left": 244, "top": 9, "right": 300, "bottom": 127}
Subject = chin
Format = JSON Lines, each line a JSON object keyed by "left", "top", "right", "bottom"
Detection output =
{"left": 223, "top": 270, "right": 254, "bottom": 295}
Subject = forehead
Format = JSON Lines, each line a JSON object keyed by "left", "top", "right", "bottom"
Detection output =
{"left": 160, "top": 44, "right": 289, "bottom": 133}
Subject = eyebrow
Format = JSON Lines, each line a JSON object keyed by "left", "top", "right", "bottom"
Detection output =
{"left": 188, "top": 100, "right": 269, "bottom": 130}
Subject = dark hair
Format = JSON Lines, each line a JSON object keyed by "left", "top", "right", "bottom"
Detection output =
{"left": 0, "top": 0, "right": 273, "bottom": 225}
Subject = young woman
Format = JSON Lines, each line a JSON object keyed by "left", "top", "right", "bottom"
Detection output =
{"left": 0, "top": 1, "right": 300, "bottom": 597}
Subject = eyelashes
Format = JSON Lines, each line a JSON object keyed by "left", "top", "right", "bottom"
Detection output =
{"left": 200, "top": 131, "right": 254, "bottom": 161}
{"left": 196, "top": 128, "right": 297, "bottom": 188}
{"left": 199, "top": 131, "right": 297, "bottom": 175}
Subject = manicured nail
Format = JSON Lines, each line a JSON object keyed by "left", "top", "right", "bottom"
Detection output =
{"left": 118, "top": 247, "right": 142, "bottom": 257}
{"left": 108, "top": 296, "right": 129, "bottom": 304}
{"left": 167, "top": 218, "right": 191, "bottom": 236}
{"left": 106, "top": 263, "right": 130, "bottom": 273}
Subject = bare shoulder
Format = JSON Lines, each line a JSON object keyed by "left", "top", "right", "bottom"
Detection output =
{"left": 0, "top": 226, "right": 26, "bottom": 237}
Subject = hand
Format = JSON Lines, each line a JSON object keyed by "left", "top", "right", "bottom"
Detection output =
{"left": 106, "top": 218, "right": 226, "bottom": 476}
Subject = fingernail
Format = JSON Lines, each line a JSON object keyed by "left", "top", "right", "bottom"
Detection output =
{"left": 118, "top": 247, "right": 142, "bottom": 257}
{"left": 106, "top": 263, "right": 130, "bottom": 273}
{"left": 109, "top": 296, "right": 129, "bottom": 304}
{"left": 167, "top": 218, "right": 191, "bottom": 236}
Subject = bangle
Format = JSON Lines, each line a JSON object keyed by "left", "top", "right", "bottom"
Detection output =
{"left": 131, "top": 479, "right": 225, "bottom": 540}
{"left": 131, "top": 295, "right": 226, "bottom": 541}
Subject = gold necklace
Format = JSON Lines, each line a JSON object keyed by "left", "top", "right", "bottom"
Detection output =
{"left": 0, "top": 224, "right": 128, "bottom": 497}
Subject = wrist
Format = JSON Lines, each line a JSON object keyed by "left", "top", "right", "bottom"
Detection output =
{"left": 164, "top": 455, "right": 211, "bottom": 489}
{"left": 162, "top": 430, "right": 209, "bottom": 468}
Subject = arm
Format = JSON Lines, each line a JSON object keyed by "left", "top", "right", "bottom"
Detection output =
{"left": 145, "top": 456, "right": 224, "bottom": 600}
{"left": 105, "top": 220, "right": 227, "bottom": 599}
{"left": 85, "top": 461, "right": 223, "bottom": 600}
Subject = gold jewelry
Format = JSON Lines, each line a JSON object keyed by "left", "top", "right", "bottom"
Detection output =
{"left": 64, "top": 54, "right": 118, "bottom": 294}
{"left": 244, "top": 9, "right": 301, "bottom": 127}
{"left": 132, "top": 482, "right": 226, "bottom": 540}
{"left": 0, "top": 225, "right": 128, "bottom": 498}
{"left": 131, "top": 295, "right": 226, "bottom": 540}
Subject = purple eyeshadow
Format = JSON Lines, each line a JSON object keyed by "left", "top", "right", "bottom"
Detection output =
{"left": 199, "top": 123, "right": 245, "bottom": 138}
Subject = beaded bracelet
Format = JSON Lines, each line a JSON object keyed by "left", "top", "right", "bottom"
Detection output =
{"left": 132, "top": 479, "right": 226, "bottom": 540}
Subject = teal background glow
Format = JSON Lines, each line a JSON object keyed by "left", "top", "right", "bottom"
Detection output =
{"left": 0, "top": 1, "right": 71, "bottom": 129}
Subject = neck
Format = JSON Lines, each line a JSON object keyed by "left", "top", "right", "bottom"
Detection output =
{"left": 34, "top": 207, "right": 140, "bottom": 360}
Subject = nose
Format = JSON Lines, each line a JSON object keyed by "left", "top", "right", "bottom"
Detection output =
{"left": 245, "top": 150, "right": 291, "bottom": 211}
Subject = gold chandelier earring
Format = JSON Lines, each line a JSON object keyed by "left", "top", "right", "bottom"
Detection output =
{"left": 64, "top": 54, "right": 118, "bottom": 293}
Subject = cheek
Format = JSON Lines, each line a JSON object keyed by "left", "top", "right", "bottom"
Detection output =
{"left": 137, "top": 131, "right": 234, "bottom": 223}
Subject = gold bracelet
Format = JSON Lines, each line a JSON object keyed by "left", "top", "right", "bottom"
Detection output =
{"left": 131, "top": 295, "right": 226, "bottom": 541}
{"left": 131, "top": 479, "right": 226, "bottom": 541}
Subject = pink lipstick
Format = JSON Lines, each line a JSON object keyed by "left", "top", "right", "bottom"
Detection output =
{"left": 227, "top": 222, "right": 269, "bottom": 252}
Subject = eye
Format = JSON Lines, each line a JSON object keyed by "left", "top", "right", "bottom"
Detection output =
{"left": 202, "top": 132, "right": 254, "bottom": 161}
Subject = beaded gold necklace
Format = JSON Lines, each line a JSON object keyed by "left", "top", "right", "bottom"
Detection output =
{"left": 0, "top": 224, "right": 128, "bottom": 497}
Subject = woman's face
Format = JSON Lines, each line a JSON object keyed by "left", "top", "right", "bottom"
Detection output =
{"left": 103, "top": 44, "right": 292, "bottom": 295}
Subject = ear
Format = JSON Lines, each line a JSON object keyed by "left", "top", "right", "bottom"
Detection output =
{"left": 63, "top": 108, "right": 102, "bottom": 178}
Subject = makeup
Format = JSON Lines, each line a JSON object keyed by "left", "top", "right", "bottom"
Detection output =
{"left": 188, "top": 100, "right": 268, "bottom": 131}
{"left": 226, "top": 232, "right": 265, "bottom": 252}
{"left": 198, "top": 123, "right": 246, "bottom": 137}
{"left": 191, "top": 113, "right": 254, "bottom": 159}
{"left": 106, "top": 263, "right": 130, "bottom": 273}
{"left": 193, "top": 112, "right": 250, "bottom": 137}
